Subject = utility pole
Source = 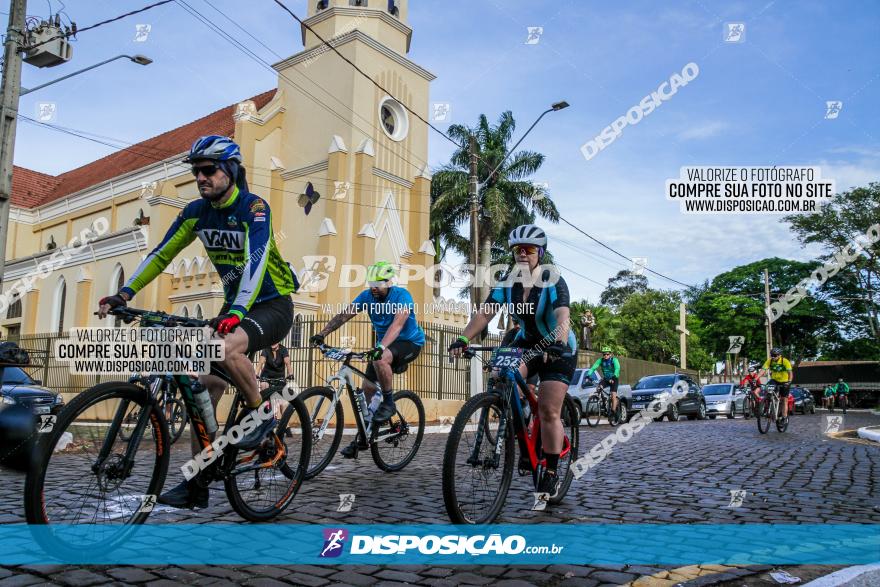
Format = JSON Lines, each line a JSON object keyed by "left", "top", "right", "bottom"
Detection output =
{"left": 676, "top": 302, "right": 690, "bottom": 370}
{"left": 763, "top": 268, "right": 773, "bottom": 358}
{"left": 467, "top": 135, "right": 482, "bottom": 397}
{"left": 468, "top": 135, "right": 480, "bottom": 309}
{"left": 0, "top": 0, "right": 28, "bottom": 291}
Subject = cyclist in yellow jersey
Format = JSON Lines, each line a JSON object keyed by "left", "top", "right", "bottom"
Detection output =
{"left": 760, "top": 347, "right": 794, "bottom": 419}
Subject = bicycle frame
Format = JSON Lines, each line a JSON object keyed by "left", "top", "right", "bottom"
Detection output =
{"left": 469, "top": 347, "right": 571, "bottom": 473}
{"left": 311, "top": 345, "right": 413, "bottom": 450}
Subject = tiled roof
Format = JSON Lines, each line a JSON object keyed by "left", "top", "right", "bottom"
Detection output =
{"left": 11, "top": 89, "right": 276, "bottom": 208}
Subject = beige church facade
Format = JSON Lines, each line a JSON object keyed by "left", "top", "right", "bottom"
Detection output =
{"left": 2, "top": 0, "right": 467, "bottom": 339}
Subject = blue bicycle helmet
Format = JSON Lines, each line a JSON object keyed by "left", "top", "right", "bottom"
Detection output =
{"left": 184, "top": 135, "right": 242, "bottom": 163}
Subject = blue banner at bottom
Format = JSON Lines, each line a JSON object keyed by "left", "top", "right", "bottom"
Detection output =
{"left": 1, "top": 524, "right": 877, "bottom": 565}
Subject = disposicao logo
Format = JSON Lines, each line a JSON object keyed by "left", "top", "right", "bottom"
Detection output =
{"left": 319, "top": 529, "right": 348, "bottom": 558}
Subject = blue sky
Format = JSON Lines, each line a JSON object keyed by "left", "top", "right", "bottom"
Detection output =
{"left": 13, "top": 0, "right": 880, "bottom": 303}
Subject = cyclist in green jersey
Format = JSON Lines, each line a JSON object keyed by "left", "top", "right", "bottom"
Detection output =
{"left": 585, "top": 347, "right": 621, "bottom": 420}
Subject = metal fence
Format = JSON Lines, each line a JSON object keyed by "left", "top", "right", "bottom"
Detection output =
{"left": 7, "top": 319, "right": 697, "bottom": 400}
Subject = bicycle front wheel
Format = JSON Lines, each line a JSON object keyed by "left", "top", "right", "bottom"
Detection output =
{"left": 24, "top": 382, "right": 169, "bottom": 558}
{"left": 550, "top": 396, "right": 580, "bottom": 505}
{"left": 371, "top": 390, "right": 425, "bottom": 472}
{"left": 162, "top": 395, "right": 188, "bottom": 445}
{"left": 296, "top": 386, "right": 343, "bottom": 479}
{"left": 442, "top": 392, "right": 514, "bottom": 524}
{"left": 225, "top": 395, "right": 312, "bottom": 521}
{"left": 585, "top": 396, "right": 601, "bottom": 427}
{"left": 756, "top": 397, "right": 771, "bottom": 434}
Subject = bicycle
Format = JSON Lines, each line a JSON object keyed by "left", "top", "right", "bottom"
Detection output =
{"left": 292, "top": 342, "right": 425, "bottom": 479}
{"left": 836, "top": 393, "right": 848, "bottom": 414}
{"left": 584, "top": 379, "right": 623, "bottom": 427}
{"left": 24, "top": 307, "right": 312, "bottom": 558}
{"left": 756, "top": 382, "right": 788, "bottom": 434}
{"left": 119, "top": 374, "right": 187, "bottom": 445}
{"left": 741, "top": 385, "right": 761, "bottom": 420}
{"left": 442, "top": 345, "right": 579, "bottom": 524}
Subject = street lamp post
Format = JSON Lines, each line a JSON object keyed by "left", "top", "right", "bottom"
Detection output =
{"left": 467, "top": 100, "right": 569, "bottom": 306}
{"left": 466, "top": 100, "right": 568, "bottom": 398}
{"left": 0, "top": 51, "right": 152, "bottom": 291}
{"left": 21, "top": 54, "right": 153, "bottom": 95}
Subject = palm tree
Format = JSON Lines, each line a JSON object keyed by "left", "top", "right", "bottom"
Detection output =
{"left": 430, "top": 111, "right": 560, "bottom": 302}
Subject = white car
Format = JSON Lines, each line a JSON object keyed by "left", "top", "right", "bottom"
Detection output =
{"left": 567, "top": 369, "right": 633, "bottom": 423}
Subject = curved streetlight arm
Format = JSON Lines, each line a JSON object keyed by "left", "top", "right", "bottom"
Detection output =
{"left": 20, "top": 54, "right": 151, "bottom": 96}
{"left": 479, "top": 100, "right": 569, "bottom": 189}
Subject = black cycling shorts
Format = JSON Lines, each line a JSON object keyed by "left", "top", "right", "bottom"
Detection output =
{"left": 601, "top": 376, "right": 619, "bottom": 393}
{"left": 512, "top": 341, "right": 576, "bottom": 385}
{"left": 221, "top": 295, "right": 293, "bottom": 356}
{"left": 364, "top": 340, "right": 422, "bottom": 383}
{"left": 774, "top": 382, "right": 791, "bottom": 397}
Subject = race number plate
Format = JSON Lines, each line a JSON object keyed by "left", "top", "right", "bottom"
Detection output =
{"left": 490, "top": 347, "right": 523, "bottom": 369}
{"left": 324, "top": 348, "right": 348, "bottom": 361}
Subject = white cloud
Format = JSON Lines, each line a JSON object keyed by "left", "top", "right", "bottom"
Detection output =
{"left": 677, "top": 121, "right": 730, "bottom": 141}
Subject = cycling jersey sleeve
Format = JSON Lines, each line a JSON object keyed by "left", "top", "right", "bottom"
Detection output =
{"left": 351, "top": 290, "right": 371, "bottom": 312}
{"left": 229, "top": 198, "right": 273, "bottom": 318}
{"left": 550, "top": 276, "right": 570, "bottom": 310}
{"left": 586, "top": 358, "right": 601, "bottom": 375}
{"left": 612, "top": 357, "right": 621, "bottom": 377}
{"left": 121, "top": 203, "right": 199, "bottom": 298}
{"left": 762, "top": 359, "right": 771, "bottom": 370}
{"left": 484, "top": 287, "right": 505, "bottom": 309}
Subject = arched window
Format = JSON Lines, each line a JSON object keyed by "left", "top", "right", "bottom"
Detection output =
{"left": 110, "top": 264, "right": 125, "bottom": 328}
{"left": 181, "top": 306, "right": 189, "bottom": 318}
{"left": 194, "top": 304, "right": 203, "bottom": 320}
{"left": 53, "top": 277, "right": 67, "bottom": 334}
{"left": 6, "top": 293, "right": 22, "bottom": 320}
{"left": 291, "top": 314, "right": 303, "bottom": 348}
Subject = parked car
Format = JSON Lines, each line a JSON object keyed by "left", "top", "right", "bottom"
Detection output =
{"left": 630, "top": 373, "right": 706, "bottom": 421}
{"left": 702, "top": 383, "right": 746, "bottom": 419}
{"left": 790, "top": 386, "right": 816, "bottom": 414}
{"left": 567, "top": 369, "right": 633, "bottom": 424}
{"left": 0, "top": 366, "right": 64, "bottom": 470}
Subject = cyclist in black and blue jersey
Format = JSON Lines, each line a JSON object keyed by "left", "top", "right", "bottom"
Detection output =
{"left": 449, "top": 224, "right": 576, "bottom": 498}
{"left": 311, "top": 261, "right": 425, "bottom": 457}
{"left": 98, "top": 135, "right": 298, "bottom": 508}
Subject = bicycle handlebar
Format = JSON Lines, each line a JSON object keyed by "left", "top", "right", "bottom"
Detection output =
{"left": 314, "top": 342, "right": 369, "bottom": 361}
{"left": 100, "top": 307, "right": 211, "bottom": 328}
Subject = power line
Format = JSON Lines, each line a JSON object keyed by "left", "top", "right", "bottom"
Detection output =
{"left": 22, "top": 0, "right": 175, "bottom": 51}
{"left": 554, "top": 261, "right": 606, "bottom": 288}
{"left": 559, "top": 216, "right": 695, "bottom": 289}
{"left": 270, "top": 0, "right": 465, "bottom": 151}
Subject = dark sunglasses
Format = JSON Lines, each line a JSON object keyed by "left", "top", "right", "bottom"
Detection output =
{"left": 513, "top": 245, "right": 538, "bottom": 256}
{"left": 191, "top": 164, "right": 219, "bottom": 178}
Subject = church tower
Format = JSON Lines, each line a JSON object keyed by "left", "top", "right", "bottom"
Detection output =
{"left": 263, "top": 0, "right": 435, "bottom": 314}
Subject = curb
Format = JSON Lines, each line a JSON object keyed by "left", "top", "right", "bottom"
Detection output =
{"left": 856, "top": 426, "right": 880, "bottom": 443}
{"left": 802, "top": 563, "right": 880, "bottom": 587}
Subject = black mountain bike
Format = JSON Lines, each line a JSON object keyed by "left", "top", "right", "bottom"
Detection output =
{"left": 442, "top": 346, "right": 579, "bottom": 524}
{"left": 119, "top": 374, "right": 187, "bottom": 445}
{"left": 756, "top": 382, "right": 789, "bottom": 434}
{"left": 24, "top": 307, "right": 311, "bottom": 558}
{"left": 585, "top": 379, "right": 623, "bottom": 426}
{"left": 295, "top": 343, "right": 425, "bottom": 478}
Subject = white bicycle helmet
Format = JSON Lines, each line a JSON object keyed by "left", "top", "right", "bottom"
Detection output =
{"left": 508, "top": 224, "right": 547, "bottom": 249}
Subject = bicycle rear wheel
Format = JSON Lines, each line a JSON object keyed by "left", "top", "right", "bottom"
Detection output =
{"left": 585, "top": 396, "right": 601, "bottom": 427}
{"left": 442, "top": 391, "right": 514, "bottom": 524}
{"left": 371, "top": 390, "right": 425, "bottom": 472}
{"left": 295, "top": 386, "right": 343, "bottom": 479}
{"left": 756, "top": 397, "right": 771, "bottom": 434}
{"left": 225, "top": 396, "right": 312, "bottom": 521}
{"left": 550, "top": 396, "right": 579, "bottom": 505}
{"left": 23, "top": 382, "right": 169, "bottom": 558}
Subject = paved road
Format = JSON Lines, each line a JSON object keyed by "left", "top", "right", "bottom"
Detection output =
{"left": 1, "top": 410, "right": 878, "bottom": 586}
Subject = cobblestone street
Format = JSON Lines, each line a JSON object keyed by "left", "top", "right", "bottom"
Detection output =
{"left": 2, "top": 411, "right": 878, "bottom": 586}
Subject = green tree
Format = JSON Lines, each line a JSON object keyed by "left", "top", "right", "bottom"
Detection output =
{"left": 690, "top": 258, "right": 839, "bottom": 364}
{"left": 616, "top": 290, "right": 682, "bottom": 364}
{"left": 785, "top": 183, "right": 880, "bottom": 354}
{"left": 600, "top": 270, "right": 649, "bottom": 309}
{"left": 430, "top": 112, "right": 559, "bottom": 302}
